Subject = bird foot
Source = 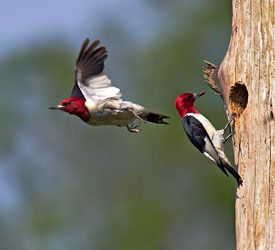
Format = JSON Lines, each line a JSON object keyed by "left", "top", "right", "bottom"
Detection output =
{"left": 223, "top": 133, "right": 232, "bottom": 143}
{"left": 127, "top": 126, "right": 141, "bottom": 133}
{"left": 127, "top": 123, "right": 141, "bottom": 133}
{"left": 222, "top": 113, "right": 236, "bottom": 144}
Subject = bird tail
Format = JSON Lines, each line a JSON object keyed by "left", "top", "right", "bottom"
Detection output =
{"left": 141, "top": 112, "right": 169, "bottom": 125}
{"left": 219, "top": 160, "right": 243, "bottom": 186}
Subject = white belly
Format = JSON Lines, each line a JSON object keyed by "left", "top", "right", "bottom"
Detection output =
{"left": 85, "top": 100, "right": 144, "bottom": 127}
{"left": 87, "top": 110, "right": 137, "bottom": 126}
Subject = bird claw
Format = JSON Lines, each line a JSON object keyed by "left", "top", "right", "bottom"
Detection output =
{"left": 223, "top": 133, "right": 232, "bottom": 143}
{"left": 127, "top": 125, "right": 141, "bottom": 133}
{"left": 224, "top": 113, "right": 235, "bottom": 131}
{"left": 222, "top": 113, "right": 236, "bottom": 144}
{"left": 127, "top": 122, "right": 141, "bottom": 133}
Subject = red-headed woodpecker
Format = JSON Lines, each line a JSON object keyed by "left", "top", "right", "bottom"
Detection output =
{"left": 50, "top": 39, "right": 168, "bottom": 132}
{"left": 175, "top": 92, "right": 243, "bottom": 186}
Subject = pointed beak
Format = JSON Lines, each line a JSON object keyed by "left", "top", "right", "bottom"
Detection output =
{"left": 49, "top": 105, "right": 64, "bottom": 110}
{"left": 194, "top": 92, "right": 205, "bottom": 99}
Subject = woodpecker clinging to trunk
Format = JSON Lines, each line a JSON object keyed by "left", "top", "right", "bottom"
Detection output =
{"left": 50, "top": 38, "right": 169, "bottom": 132}
{"left": 175, "top": 92, "right": 243, "bottom": 186}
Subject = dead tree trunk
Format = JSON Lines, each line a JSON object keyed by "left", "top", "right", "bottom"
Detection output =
{"left": 204, "top": 0, "right": 274, "bottom": 249}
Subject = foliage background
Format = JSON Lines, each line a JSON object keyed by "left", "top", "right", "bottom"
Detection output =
{"left": 0, "top": 1, "right": 236, "bottom": 249}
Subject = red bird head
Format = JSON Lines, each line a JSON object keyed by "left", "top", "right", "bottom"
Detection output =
{"left": 174, "top": 92, "right": 205, "bottom": 118}
{"left": 50, "top": 96, "right": 89, "bottom": 122}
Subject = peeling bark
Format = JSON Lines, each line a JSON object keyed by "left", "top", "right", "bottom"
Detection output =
{"left": 205, "top": 0, "right": 274, "bottom": 249}
{"left": 203, "top": 60, "right": 221, "bottom": 96}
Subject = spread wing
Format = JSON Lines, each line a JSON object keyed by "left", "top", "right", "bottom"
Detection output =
{"left": 71, "top": 39, "right": 121, "bottom": 102}
{"left": 182, "top": 115, "right": 229, "bottom": 176}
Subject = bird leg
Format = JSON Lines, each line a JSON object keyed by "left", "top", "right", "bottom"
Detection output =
{"left": 129, "top": 109, "right": 147, "bottom": 123}
{"left": 222, "top": 113, "right": 236, "bottom": 144}
{"left": 223, "top": 119, "right": 231, "bottom": 132}
{"left": 126, "top": 109, "right": 147, "bottom": 132}
{"left": 222, "top": 121, "right": 232, "bottom": 143}
{"left": 127, "top": 121, "right": 141, "bottom": 133}
{"left": 127, "top": 126, "right": 140, "bottom": 133}
{"left": 223, "top": 133, "right": 232, "bottom": 143}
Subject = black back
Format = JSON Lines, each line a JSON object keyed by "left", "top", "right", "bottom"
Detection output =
{"left": 182, "top": 115, "right": 229, "bottom": 177}
{"left": 182, "top": 115, "right": 208, "bottom": 154}
{"left": 71, "top": 83, "right": 86, "bottom": 99}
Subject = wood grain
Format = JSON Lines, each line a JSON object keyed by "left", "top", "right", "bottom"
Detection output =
{"left": 216, "top": 0, "right": 274, "bottom": 249}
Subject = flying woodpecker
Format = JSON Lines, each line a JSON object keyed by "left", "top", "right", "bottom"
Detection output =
{"left": 50, "top": 39, "right": 169, "bottom": 132}
{"left": 175, "top": 92, "right": 243, "bottom": 186}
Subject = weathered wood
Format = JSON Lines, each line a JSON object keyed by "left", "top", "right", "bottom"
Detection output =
{"left": 203, "top": 60, "right": 222, "bottom": 96}
{"left": 207, "top": 0, "right": 274, "bottom": 249}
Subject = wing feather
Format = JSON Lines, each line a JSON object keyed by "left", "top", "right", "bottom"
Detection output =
{"left": 182, "top": 115, "right": 229, "bottom": 176}
{"left": 71, "top": 39, "right": 121, "bottom": 102}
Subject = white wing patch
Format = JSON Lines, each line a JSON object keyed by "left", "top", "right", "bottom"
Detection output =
{"left": 187, "top": 113, "right": 216, "bottom": 138}
{"left": 203, "top": 152, "right": 216, "bottom": 163}
{"left": 192, "top": 114, "right": 225, "bottom": 153}
{"left": 78, "top": 73, "right": 122, "bottom": 102}
{"left": 186, "top": 113, "right": 222, "bottom": 164}
{"left": 203, "top": 136, "right": 221, "bottom": 164}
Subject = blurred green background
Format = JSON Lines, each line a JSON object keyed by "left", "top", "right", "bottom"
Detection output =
{"left": 0, "top": 0, "right": 236, "bottom": 249}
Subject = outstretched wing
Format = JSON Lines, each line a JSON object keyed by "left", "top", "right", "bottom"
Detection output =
{"left": 71, "top": 39, "right": 121, "bottom": 102}
{"left": 182, "top": 115, "right": 229, "bottom": 177}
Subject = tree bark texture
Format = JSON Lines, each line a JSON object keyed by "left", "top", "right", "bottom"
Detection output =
{"left": 205, "top": 0, "right": 274, "bottom": 249}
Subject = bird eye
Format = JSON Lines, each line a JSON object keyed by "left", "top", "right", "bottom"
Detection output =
{"left": 65, "top": 101, "right": 71, "bottom": 106}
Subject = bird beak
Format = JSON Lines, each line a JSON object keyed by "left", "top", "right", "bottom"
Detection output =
{"left": 49, "top": 105, "right": 64, "bottom": 110}
{"left": 194, "top": 92, "right": 205, "bottom": 99}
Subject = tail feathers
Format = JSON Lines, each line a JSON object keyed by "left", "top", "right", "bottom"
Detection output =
{"left": 219, "top": 161, "right": 243, "bottom": 186}
{"left": 218, "top": 164, "right": 229, "bottom": 177}
{"left": 141, "top": 112, "right": 169, "bottom": 125}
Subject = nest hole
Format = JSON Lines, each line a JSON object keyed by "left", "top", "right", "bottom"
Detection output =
{"left": 229, "top": 82, "right": 248, "bottom": 117}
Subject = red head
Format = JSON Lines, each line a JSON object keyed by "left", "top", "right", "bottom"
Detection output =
{"left": 50, "top": 96, "right": 89, "bottom": 122}
{"left": 174, "top": 92, "right": 205, "bottom": 118}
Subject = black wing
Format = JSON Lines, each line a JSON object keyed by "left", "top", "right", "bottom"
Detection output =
{"left": 182, "top": 115, "right": 229, "bottom": 177}
{"left": 71, "top": 39, "right": 121, "bottom": 102}
{"left": 182, "top": 115, "right": 208, "bottom": 154}
{"left": 75, "top": 39, "right": 108, "bottom": 83}
{"left": 71, "top": 39, "right": 108, "bottom": 98}
{"left": 71, "top": 83, "right": 85, "bottom": 99}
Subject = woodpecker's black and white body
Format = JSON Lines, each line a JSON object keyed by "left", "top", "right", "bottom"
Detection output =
{"left": 175, "top": 92, "right": 243, "bottom": 186}
{"left": 50, "top": 39, "right": 168, "bottom": 132}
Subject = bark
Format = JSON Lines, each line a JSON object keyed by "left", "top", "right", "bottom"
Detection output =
{"left": 204, "top": 0, "right": 274, "bottom": 249}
